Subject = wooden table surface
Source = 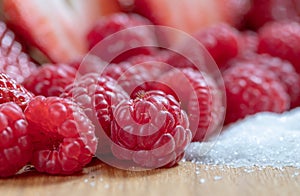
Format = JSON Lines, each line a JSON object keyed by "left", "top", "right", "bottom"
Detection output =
{"left": 0, "top": 160, "right": 300, "bottom": 196}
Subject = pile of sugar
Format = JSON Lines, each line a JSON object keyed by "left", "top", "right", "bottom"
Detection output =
{"left": 185, "top": 108, "right": 300, "bottom": 168}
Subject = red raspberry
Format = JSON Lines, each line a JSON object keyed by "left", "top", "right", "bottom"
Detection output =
{"left": 227, "top": 54, "right": 300, "bottom": 108}
{"left": 158, "top": 68, "right": 223, "bottom": 141}
{"left": 87, "top": 12, "right": 157, "bottom": 63}
{"left": 0, "top": 102, "right": 32, "bottom": 177}
{"left": 0, "top": 21, "right": 37, "bottom": 83}
{"left": 257, "top": 21, "right": 300, "bottom": 73}
{"left": 223, "top": 63, "right": 290, "bottom": 124}
{"left": 164, "top": 50, "right": 198, "bottom": 70}
{"left": 102, "top": 62, "right": 131, "bottom": 81}
{"left": 111, "top": 90, "right": 192, "bottom": 168}
{"left": 102, "top": 61, "right": 165, "bottom": 95}
{"left": 237, "top": 31, "right": 258, "bottom": 58}
{"left": 130, "top": 81, "right": 179, "bottom": 101}
{"left": 61, "top": 74, "right": 129, "bottom": 154}
{"left": 69, "top": 55, "right": 108, "bottom": 75}
{"left": 125, "top": 50, "right": 171, "bottom": 65}
{"left": 245, "top": 0, "right": 300, "bottom": 29}
{"left": 193, "top": 23, "right": 240, "bottom": 66}
{"left": 164, "top": 24, "right": 240, "bottom": 70}
{"left": 24, "top": 96, "right": 97, "bottom": 175}
{"left": 0, "top": 73, "right": 33, "bottom": 110}
{"left": 23, "top": 63, "right": 77, "bottom": 97}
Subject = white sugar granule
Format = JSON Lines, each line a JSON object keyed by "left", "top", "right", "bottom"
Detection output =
{"left": 185, "top": 107, "right": 300, "bottom": 168}
{"left": 199, "top": 178, "right": 206, "bottom": 184}
{"left": 213, "top": 176, "right": 222, "bottom": 181}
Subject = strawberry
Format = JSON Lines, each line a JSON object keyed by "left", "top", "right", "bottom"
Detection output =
{"left": 3, "top": 0, "right": 121, "bottom": 63}
{"left": 129, "top": 0, "right": 250, "bottom": 44}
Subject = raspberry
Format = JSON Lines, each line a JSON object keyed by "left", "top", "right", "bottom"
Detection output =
{"left": 193, "top": 23, "right": 240, "bottom": 65}
{"left": 0, "top": 21, "right": 37, "bottom": 83}
{"left": 87, "top": 12, "right": 157, "bottom": 63}
{"left": 125, "top": 50, "right": 171, "bottom": 65}
{"left": 227, "top": 54, "right": 300, "bottom": 108}
{"left": 237, "top": 31, "right": 258, "bottom": 58}
{"left": 223, "top": 63, "right": 290, "bottom": 124}
{"left": 245, "top": 0, "right": 300, "bottom": 29}
{"left": 257, "top": 21, "right": 300, "bottom": 73}
{"left": 70, "top": 55, "right": 108, "bottom": 75}
{"left": 24, "top": 96, "right": 97, "bottom": 175}
{"left": 23, "top": 63, "right": 77, "bottom": 97}
{"left": 61, "top": 74, "right": 129, "bottom": 154}
{"left": 0, "top": 102, "right": 32, "bottom": 177}
{"left": 0, "top": 73, "right": 33, "bottom": 110}
{"left": 164, "top": 50, "right": 198, "bottom": 70}
{"left": 102, "top": 61, "right": 165, "bottom": 95}
{"left": 130, "top": 81, "right": 179, "bottom": 101}
{"left": 158, "top": 68, "right": 223, "bottom": 141}
{"left": 102, "top": 62, "right": 132, "bottom": 81}
{"left": 111, "top": 90, "right": 192, "bottom": 168}
{"left": 165, "top": 24, "right": 240, "bottom": 70}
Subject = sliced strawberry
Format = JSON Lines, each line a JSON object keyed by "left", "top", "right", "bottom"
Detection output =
{"left": 3, "top": 0, "right": 120, "bottom": 63}
{"left": 129, "top": 0, "right": 250, "bottom": 43}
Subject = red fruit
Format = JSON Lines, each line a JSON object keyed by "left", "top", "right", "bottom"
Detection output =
{"left": 102, "top": 62, "right": 132, "bottom": 81}
{"left": 245, "top": 0, "right": 300, "bottom": 29}
{"left": 102, "top": 60, "right": 166, "bottom": 95}
{"left": 227, "top": 54, "right": 300, "bottom": 108}
{"left": 0, "top": 21, "right": 37, "bottom": 83}
{"left": 125, "top": 50, "right": 171, "bottom": 65}
{"left": 257, "top": 21, "right": 300, "bottom": 73}
{"left": 131, "top": 0, "right": 250, "bottom": 44}
{"left": 164, "top": 24, "right": 240, "bottom": 70}
{"left": 237, "top": 31, "right": 258, "bottom": 58}
{"left": 87, "top": 12, "right": 157, "bottom": 63}
{"left": 87, "top": 12, "right": 153, "bottom": 48}
{"left": 23, "top": 63, "right": 77, "bottom": 97}
{"left": 193, "top": 23, "right": 240, "bottom": 65}
{"left": 223, "top": 63, "right": 290, "bottom": 124}
{"left": 0, "top": 73, "right": 33, "bottom": 110}
{"left": 61, "top": 74, "right": 129, "bottom": 154}
{"left": 24, "top": 96, "right": 97, "bottom": 175}
{"left": 158, "top": 68, "right": 223, "bottom": 141}
{"left": 0, "top": 102, "right": 32, "bottom": 177}
{"left": 113, "top": 52, "right": 178, "bottom": 97}
{"left": 111, "top": 90, "right": 192, "bottom": 168}
{"left": 69, "top": 55, "right": 107, "bottom": 72}
{"left": 130, "top": 81, "right": 179, "bottom": 101}
{"left": 3, "top": 0, "right": 121, "bottom": 63}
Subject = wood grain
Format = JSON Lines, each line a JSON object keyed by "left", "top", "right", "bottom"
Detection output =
{"left": 1, "top": 160, "right": 300, "bottom": 196}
